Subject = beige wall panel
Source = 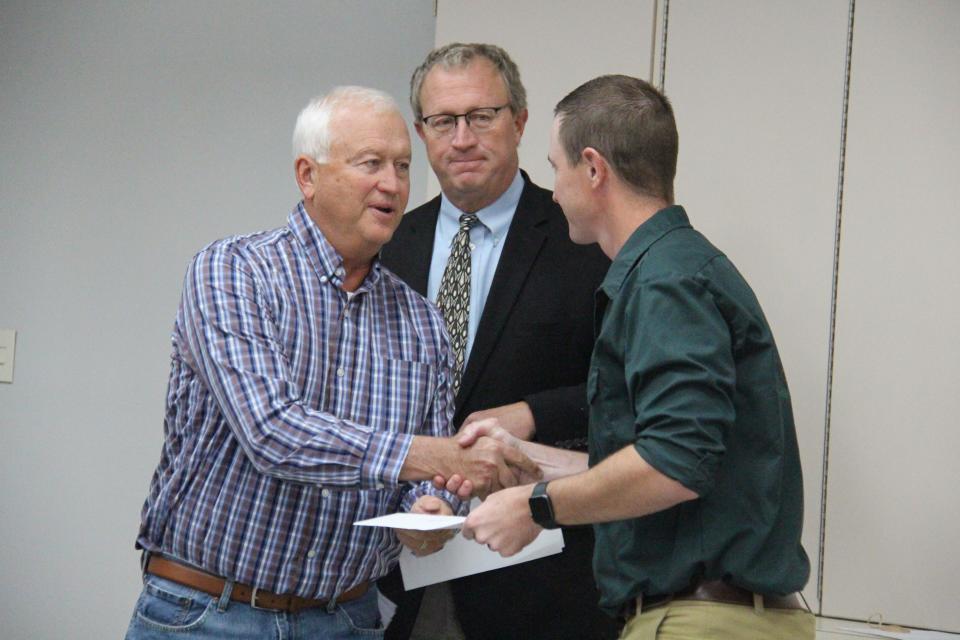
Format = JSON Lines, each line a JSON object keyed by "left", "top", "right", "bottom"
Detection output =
{"left": 823, "top": 1, "right": 960, "bottom": 631}
{"left": 429, "top": 0, "right": 655, "bottom": 203}
{"left": 665, "top": 1, "right": 849, "bottom": 609}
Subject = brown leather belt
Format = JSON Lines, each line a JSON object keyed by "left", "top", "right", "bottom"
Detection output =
{"left": 625, "top": 579, "right": 805, "bottom": 619}
{"left": 145, "top": 555, "right": 368, "bottom": 613}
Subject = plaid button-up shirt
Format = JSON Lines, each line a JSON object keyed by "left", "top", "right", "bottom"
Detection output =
{"left": 136, "top": 203, "right": 459, "bottom": 599}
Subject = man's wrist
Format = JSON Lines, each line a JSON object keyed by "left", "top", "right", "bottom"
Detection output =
{"left": 528, "top": 481, "right": 560, "bottom": 529}
{"left": 400, "top": 436, "right": 456, "bottom": 482}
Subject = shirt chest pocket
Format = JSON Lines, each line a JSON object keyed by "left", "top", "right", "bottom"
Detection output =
{"left": 586, "top": 364, "right": 627, "bottom": 461}
{"left": 371, "top": 358, "right": 438, "bottom": 434}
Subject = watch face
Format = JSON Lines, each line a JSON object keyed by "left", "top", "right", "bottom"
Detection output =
{"left": 529, "top": 485, "right": 556, "bottom": 528}
{"left": 530, "top": 495, "right": 549, "bottom": 522}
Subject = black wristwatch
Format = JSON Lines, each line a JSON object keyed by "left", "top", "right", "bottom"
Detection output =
{"left": 528, "top": 482, "right": 560, "bottom": 529}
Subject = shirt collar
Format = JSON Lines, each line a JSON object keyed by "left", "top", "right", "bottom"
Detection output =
{"left": 438, "top": 170, "right": 524, "bottom": 239}
{"left": 288, "top": 201, "right": 382, "bottom": 291}
{"left": 600, "top": 205, "right": 691, "bottom": 297}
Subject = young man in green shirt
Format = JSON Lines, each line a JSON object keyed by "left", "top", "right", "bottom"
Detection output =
{"left": 453, "top": 75, "right": 814, "bottom": 639}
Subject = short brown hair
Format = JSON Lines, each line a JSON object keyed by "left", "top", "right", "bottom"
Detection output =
{"left": 555, "top": 75, "right": 678, "bottom": 203}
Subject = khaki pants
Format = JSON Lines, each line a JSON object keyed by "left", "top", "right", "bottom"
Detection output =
{"left": 621, "top": 599, "right": 815, "bottom": 640}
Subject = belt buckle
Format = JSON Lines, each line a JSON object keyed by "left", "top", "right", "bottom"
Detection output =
{"left": 249, "top": 587, "right": 282, "bottom": 612}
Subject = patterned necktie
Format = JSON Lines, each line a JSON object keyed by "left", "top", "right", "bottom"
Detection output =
{"left": 436, "top": 212, "right": 479, "bottom": 394}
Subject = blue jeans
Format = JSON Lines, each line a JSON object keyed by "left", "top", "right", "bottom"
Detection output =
{"left": 125, "top": 575, "right": 384, "bottom": 639}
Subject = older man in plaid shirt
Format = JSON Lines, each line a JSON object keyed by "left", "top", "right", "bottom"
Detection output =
{"left": 125, "top": 86, "right": 537, "bottom": 640}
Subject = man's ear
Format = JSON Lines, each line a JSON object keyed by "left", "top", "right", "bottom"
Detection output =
{"left": 580, "top": 147, "right": 608, "bottom": 188}
{"left": 414, "top": 121, "right": 427, "bottom": 143}
{"left": 295, "top": 155, "right": 317, "bottom": 199}
{"left": 512, "top": 108, "right": 529, "bottom": 142}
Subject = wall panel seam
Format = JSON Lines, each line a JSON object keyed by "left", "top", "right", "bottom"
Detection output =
{"left": 657, "top": 0, "right": 669, "bottom": 90}
{"left": 817, "top": 0, "right": 857, "bottom": 616}
{"left": 648, "top": 0, "right": 659, "bottom": 83}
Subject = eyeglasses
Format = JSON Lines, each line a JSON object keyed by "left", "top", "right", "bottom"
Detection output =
{"left": 420, "top": 105, "right": 510, "bottom": 137}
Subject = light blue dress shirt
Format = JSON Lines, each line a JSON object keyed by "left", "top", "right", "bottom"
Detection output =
{"left": 427, "top": 171, "right": 524, "bottom": 365}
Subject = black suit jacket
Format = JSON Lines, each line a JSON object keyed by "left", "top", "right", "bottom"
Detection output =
{"left": 379, "top": 174, "right": 619, "bottom": 640}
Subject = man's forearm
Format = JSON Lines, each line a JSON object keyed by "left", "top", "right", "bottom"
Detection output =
{"left": 516, "top": 440, "right": 587, "bottom": 482}
{"left": 460, "top": 444, "right": 697, "bottom": 558}
{"left": 547, "top": 445, "right": 698, "bottom": 525}
{"left": 399, "top": 436, "right": 458, "bottom": 482}
{"left": 400, "top": 435, "right": 540, "bottom": 498}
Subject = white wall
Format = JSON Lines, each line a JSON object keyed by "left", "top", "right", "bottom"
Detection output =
{"left": 0, "top": 2, "right": 435, "bottom": 638}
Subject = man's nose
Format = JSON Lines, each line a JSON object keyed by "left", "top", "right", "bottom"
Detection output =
{"left": 450, "top": 117, "right": 479, "bottom": 149}
{"left": 378, "top": 167, "right": 403, "bottom": 194}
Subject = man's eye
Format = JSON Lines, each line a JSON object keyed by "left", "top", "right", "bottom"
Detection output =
{"left": 471, "top": 114, "right": 493, "bottom": 125}
{"left": 363, "top": 159, "right": 381, "bottom": 170}
{"left": 433, "top": 116, "right": 454, "bottom": 129}
{"left": 396, "top": 162, "right": 411, "bottom": 174}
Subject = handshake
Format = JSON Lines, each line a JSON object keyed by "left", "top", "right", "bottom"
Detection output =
{"left": 404, "top": 415, "right": 538, "bottom": 501}
{"left": 399, "top": 405, "right": 540, "bottom": 556}
{"left": 435, "top": 418, "right": 538, "bottom": 500}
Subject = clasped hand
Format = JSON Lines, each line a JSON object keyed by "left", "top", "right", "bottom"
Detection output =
{"left": 399, "top": 428, "right": 539, "bottom": 556}
{"left": 441, "top": 420, "right": 543, "bottom": 556}
{"left": 433, "top": 420, "right": 537, "bottom": 499}
{"left": 400, "top": 422, "right": 541, "bottom": 557}
{"left": 397, "top": 495, "right": 457, "bottom": 557}
{"left": 434, "top": 425, "right": 540, "bottom": 500}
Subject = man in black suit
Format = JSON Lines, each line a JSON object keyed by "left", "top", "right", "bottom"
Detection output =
{"left": 379, "top": 43, "right": 618, "bottom": 640}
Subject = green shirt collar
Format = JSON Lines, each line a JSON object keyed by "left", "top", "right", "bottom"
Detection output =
{"left": 600, "top": 205, "right": 691, "bottom": 298}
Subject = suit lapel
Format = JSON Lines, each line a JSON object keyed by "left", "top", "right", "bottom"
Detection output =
{"left": 457, "top": 180, "right": 549, "bottom": 414}
{"left": 392, "top": 198, "right": 440, "bottom": 296}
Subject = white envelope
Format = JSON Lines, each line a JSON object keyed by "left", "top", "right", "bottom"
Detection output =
{"left": 354, "top": 512, "right": 466, "bottom": 531}
{"left": 398, "top": 527, "right": 565, "bottom": 590}
{"left": 354, "top": 505, "right": 566, "bottom": 590}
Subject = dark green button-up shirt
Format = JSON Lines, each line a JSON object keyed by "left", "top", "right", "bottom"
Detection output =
{"left": 588, "top": 206, "right": 809, "bottom": 615}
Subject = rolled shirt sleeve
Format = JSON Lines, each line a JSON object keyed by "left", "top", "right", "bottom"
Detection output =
{"left": 625, "top": 274, "right": 733, "bottom": 497}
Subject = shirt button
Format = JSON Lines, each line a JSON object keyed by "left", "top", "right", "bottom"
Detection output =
{"left": 375, "top": 482, "right": 384, "bottom": 490}
{"left": 321, "top": 488, "right": 330, "bottom": 498}
{"left": 307, "top": 550, "right": 316, "bottom": 558}
{"left": 320, "top": 275, "right": 328, "bottom": 283}
{"left": 337, "top": 368, "right": 345, "bottom": 377}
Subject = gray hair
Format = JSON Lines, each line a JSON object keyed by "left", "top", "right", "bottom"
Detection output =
{"left": 292, "top": 86, "right": 401, "bottom": 162}
{"left": 555, "top": 75, "right": 678, "bottom": 203}
{"left": 409, "top": 43, "right": 527, "bottom": 121}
